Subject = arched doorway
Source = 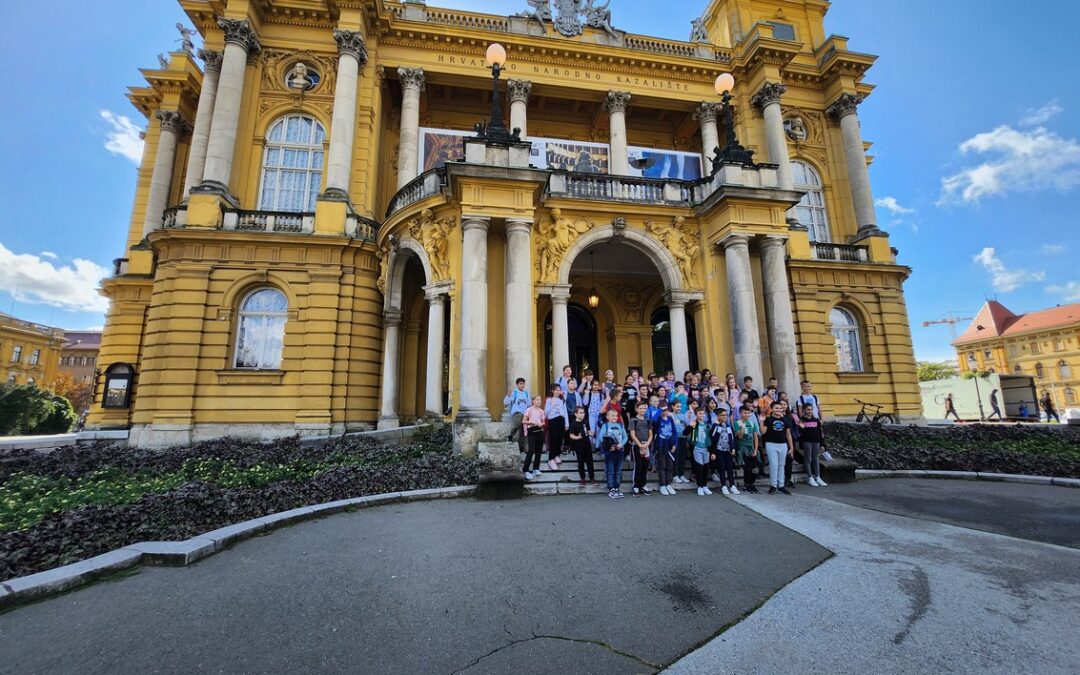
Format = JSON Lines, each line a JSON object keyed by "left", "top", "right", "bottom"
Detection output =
{"left": 650, "top": 307, "right": 698, "bottom": 375}
{"left": 544, "top": 303, "right": 598, "bottom": 387}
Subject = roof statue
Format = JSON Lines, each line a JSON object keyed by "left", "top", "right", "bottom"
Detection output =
{"left": 520, "top": 0, "right": 620, "bottom": 39}
{"left": 690, "top": 15, "right": 709, "bottom": 43}
{"left": 175, "top": 23, "right": 196, "bottom": 55}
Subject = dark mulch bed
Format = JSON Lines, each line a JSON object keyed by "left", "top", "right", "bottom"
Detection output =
{"left": 1, "top": 426, "right": 476, "bottom": 582}
{"left": 824, "top": 422, "right": 1080, "bottom": 478}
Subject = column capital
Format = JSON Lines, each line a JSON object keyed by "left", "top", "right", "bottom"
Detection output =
{"left": 156, "top": 109, "right": 190, "bottom": 135}
{"left": 333, "top": 29, "right": 368, "bottom": 64}
{"left": 540, "top": 283, "right": 573, "bottom": 302}
{"left": 507, "top": 78, "right": 532, "bottom": 104}
{"left": 461, "top": 215, "right": 490, "bottom": 233}
{"left": 603, "top": 90, "right": 631, "bottom": 114}
{"left": 693, "top": 101, "right": 721, "bottom": 124}
{"left": 423, "top": 280, "right": 453, "bottom": 301}
{"left": 383, "top": 308, "right": 404, "bottom": 326}
{"left": 217, "top": 18, "right": 261, "bottom": 54}
{"left": 719, "top": 233, "right": 752, "bottom": 250}
{"left": 663, "top": 289, "right": 700, "bottom": 307}
{"left": 398, "top": 66, "right": 425, "bottom": 93}
{"left": 197, "top": 48, "right": 223, "bottom": 74}
{"left": 826, "top": 92, "right": 862, "bottom": 120}
{"left": 505, "top": 218, "right": 533, "bottom": 235}
{"left": 759, "top": 234, "right": 788, "bottom": 251}
{"left": 751, "top": 81, "right": 787, "bottom": 111}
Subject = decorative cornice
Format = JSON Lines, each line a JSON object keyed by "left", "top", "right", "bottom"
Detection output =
{"left": 155, "top": 110, "right": 189, "bottom": 135}
{"left": 217, "top": 18, "right": 261, "bottom": 54}
{"left": 197, "top": 48, "right": 223, "bottom": 74}
{"left": 333, "top": 29, "right": 367, "bottom": 64}
{"left": 751, "top": 81, "right": 787, "bottom": 111}
{"left": 397, "top": 66, "right": 425, "bottom": 92}
{"left": 826, "top": 92, "right": 862, "bottom": 120}
{"left": 693, "top": 101, "right": 721, "bottom": 124}
{"left": 506, "top": 79, "right": 532, "bottom": 105}
{"left": 603, "top": 90, "right": 631, "bottom": 114}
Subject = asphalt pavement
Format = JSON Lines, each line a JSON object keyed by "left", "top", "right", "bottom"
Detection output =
{"left": 0, "top": 494, "right": 827, "bottom": 675}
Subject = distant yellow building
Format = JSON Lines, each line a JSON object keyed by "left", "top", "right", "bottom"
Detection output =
{"left": 88, "top": 0, "right": 921, "bottom": 448}
{"left": 955, "top": 301, "right": 1080, "bottom": 412}
{"left": 0, "top": 312, "right": 63, "bottom": 388}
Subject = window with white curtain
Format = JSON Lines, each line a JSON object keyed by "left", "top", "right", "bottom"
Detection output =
{"left": 234, "top": 288, "right": 288, "bottom": 369}
{"left": 830, "top": 307, "right": 863, "bottom": 372}
{"left": 791, "top": 160, "right": 830, "bottom": 243}
{"left": 1060, "top": 360, "right": 1072, "bottom": 379}
{"left": 258, "top": 115, "right": 325, "bottom": 212}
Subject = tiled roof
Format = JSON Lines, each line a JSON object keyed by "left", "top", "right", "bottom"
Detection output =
{"left": 954, "top": 301, "right": 1080, "bottom": 345}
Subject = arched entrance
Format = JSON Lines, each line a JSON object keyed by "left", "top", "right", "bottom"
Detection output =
{"left": 544, "top": 303, "right": 598, "bottom": 386}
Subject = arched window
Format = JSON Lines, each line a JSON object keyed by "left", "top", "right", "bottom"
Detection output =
{"left": 791, "top": 160, "right": 830, "bottom": 243}
{"left": 1067, "top": 387, "right": 1077, "bottom": 405}
{"left": 1035, "top": 362, "right": 1044, "bottom": 378}
{"left": 259, "top": 115, "right": 326, "bottom": 212}
{"left": 234, "top": 288, "right": 288, "bottom": 370}
{"left": 1059, "top": 360, "right": 1072, "bottom": 379}
{"left": 830, "top": 307, "right": 863, "bottom": 372}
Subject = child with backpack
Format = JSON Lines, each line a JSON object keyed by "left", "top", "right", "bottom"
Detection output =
{"left": 598, "top": 408, "right": 629, "bottom": 499}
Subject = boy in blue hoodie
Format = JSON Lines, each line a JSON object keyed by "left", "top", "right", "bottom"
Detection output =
{"left": 598, "top": 408, "right": 629, "bottom": 499}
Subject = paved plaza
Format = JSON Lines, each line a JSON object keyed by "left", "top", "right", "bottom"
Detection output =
{"left": 2, "top": 481, "right": 1079, "bottom": 674}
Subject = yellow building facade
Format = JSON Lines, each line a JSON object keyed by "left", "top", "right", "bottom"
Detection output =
{"left": 1, "top": 312, "right": 63, "bottom": 388}
{"left": 955, "top": 301, "right": 1080, "bottom": 412}
{"left": 88, "top": 0, "right": 921, "bottom": 448}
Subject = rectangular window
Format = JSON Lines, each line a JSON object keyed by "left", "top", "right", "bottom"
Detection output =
{"left": 1008, "top": 344, "right": 1019, "bottom": 358}
{"left": 1054, "top": 339, "right": 1065, "bottom": 351}
{"left": 11, "top": 346, "right": 22, "bottom": 362}
{"left": 1031, "top": 342, "right": 1042, "bottom": 354}
{"left": 30, "top": 349, "right": 41, "bottom": 365}
{"left": 768, "top": 21, "right": 797, "bottom": 41}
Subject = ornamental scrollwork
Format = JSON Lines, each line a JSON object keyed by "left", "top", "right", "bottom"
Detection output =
{"left": 260, "top": 49, "right": 336, "bottom": 95}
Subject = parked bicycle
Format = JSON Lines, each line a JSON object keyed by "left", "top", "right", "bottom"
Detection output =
{"left": 854, "top": 399, "right": 896, "bottom": 426}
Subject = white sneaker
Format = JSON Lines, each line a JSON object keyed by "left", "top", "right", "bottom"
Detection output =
{"left": 703, "top": 487, "right": 713, "bottom": 495}
{"left": 665, "top": 484, "right": 675, "bottom": 494}
{"left": 532, "top": 468, "right": 542, "bottom": 475}
{"left": 816, "top": 477, "right": 828, "bottom": 486}
{"left": 524, "top": 471, "right": 533, "bottom": 480}
{"left": 659, "top": 485, "right": 668, "bottom": 495}
{"left": 729, "top": 485, "right": 740, "bottom": 495}
{"left": 821, "top": 451, "right": 834, "bottom": 462}
{"left": 710, "top": 473, "right": 720, "bottom": 482}
{"left": 807, "top": 476, "right": 819, "bottom": 487}
{"left": 696, "top": 487, "right": 705, "bottom": 496}
{"left": 721, "top": 486, "right": 730, "bottom": 495}
{"left": 548, "top": 459, "right": 558, "bottom": 471}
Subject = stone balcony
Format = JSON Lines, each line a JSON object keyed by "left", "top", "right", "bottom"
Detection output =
{"left": 810, "top": 242, "right": 870, "bottom": 263}
{"left": 161, "top": 205, "right": 378, "bottom": 241}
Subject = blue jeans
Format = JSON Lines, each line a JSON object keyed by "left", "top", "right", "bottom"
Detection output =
{"left": 765, "top": 442, "right": 787, "bottom": 488}
{"left": 604, "top": 450, "right": 624, "bottom": 490}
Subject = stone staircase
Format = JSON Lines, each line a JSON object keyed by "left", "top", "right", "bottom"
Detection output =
{"left": 518, "top": 450, "right": 814, "bottom": 496}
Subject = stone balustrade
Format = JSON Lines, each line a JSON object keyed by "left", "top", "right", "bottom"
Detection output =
{"left": 811, "top": 242, "right": 870, "bottom": 263}
{"left": 224, "top": 210, "right": 313, "bottom": 233}
{"left": 547, "top": 171, "right": 691, "bottom": 205}
{"left": 387, "top": 168, "right": 446, "bottom": 217}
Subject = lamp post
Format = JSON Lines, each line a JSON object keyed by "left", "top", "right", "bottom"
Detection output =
{"left": 967, "top": 354, "right": 986, "bottom": 421}
{"left": 476, "top": 43, "right": 519, "bottom": 142}
{"left": 709, "top": 73, "right": 755, "bottom": 171}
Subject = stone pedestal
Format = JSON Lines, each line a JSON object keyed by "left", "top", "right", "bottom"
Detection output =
{"left": 476, "top": 441, "right": 525, "bottom": 500}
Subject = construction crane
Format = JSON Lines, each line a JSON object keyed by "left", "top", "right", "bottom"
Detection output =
{"left": 922, "top": 312, "right": 975, "bottom": 342}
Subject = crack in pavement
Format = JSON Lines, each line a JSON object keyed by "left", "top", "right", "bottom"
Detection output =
{"left": 448, "top": 632, "right": 662, "bottom": 674}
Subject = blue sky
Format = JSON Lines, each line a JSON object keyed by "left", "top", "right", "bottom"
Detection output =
{"left": 1, "top": 1, "right": 1078, "bottom": 362}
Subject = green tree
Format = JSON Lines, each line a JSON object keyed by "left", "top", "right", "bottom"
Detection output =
{"left": 0, "top": 383, "right": 77, "bottom": 436}
{"left": 917, "top": 360, "right": 958, "bottom": 382}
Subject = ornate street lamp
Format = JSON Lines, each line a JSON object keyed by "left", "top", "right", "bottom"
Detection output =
{"left": 475, "top": 43, "right": 519, "bottom": 142}
{"left": 710, "top": 73, "right": 755, "bottom": 171}
{"left": 587, "top": 251, "right": 600, "bottom": 309}
{"left": 966, "top": 354, "right": 987, "bottom": 421}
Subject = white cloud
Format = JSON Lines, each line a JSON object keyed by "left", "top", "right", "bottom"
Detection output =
{"left": 1019, "top": 100, "right": 1064, "bottom": 127}
{"left": 938, "top": 125, "right": 1080, "bottom": 204}
{"left": 875, "top": 196, "right": 914, "bottom": 215}
{"left": 39, "top": 251, "right": 58, "bottom": 259}
{"left": 1047, "top": 281, "right": 1080, "bottom": 302}
{"left": 973, "top": 247, "right": 1045, "bottom": 293}
{"left": 1041, "top": 244, "right": 1065, "bottom": 255}
{"left": 99, "top": 110, "right": 144, "bottom": 164}
{"left": 0, "top": 243, "right": 111, "bottom": 313}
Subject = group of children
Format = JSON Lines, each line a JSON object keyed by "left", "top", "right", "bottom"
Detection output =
{"left": 505, "top": 367, "right": 830, "bottom": 499}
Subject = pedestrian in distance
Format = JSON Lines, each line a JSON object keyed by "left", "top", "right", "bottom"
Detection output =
{"left": 987, "top": 388, "right": 1003, "bottom": 421}
{"left": 944, "top": 392, "right": 961, "bottom": 422}
{"left": 1041, "top": 390, "right": 1060, "bottom": 423}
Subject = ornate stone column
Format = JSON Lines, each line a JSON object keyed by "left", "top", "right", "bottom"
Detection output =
{"left": 666, "top": 294, "right": 691, "bottom": 379}
{"left": 507, "top": 79, "right": 532, "bottom": 138}
{"left": 322, "top": 30, "right": 367, "bottom": 200}
{"left": 378, "top": 309, "right": 403, "bottom": 429}
{"left": 198, "top": 18, "right": 260, "bottom": 197}
{"left": 550, "top": 287, "right": 571, "bottom": 384}
{"left": 397, "top": 67, "right": 425, "bottom": 188}
{"left": 142, "top": 110, "right": 188, "bottom": 237}
{"left": 504, "top": 219, "right": 534, "bottom": 398}
{"left": 759, "top": 236, "right": 801, "bottom": 396}
{"left": 605, "top": 91, "right": 631, "bottom": 175}
{"left": 827, "top": 93, "right": 880, "bottom": 239}
{"left": 751, "top": 81, "right": 794, "bottom": 196}
{"left": 721, "top": 234, "right": 763, "bottom": 385}
{"left": 182, "top": 49, "right": 222, "bottom": 198}
{"left": 694, "top": 102, "right": 721, "bottom": 173}
{"left": 457, "top": 217, "right": 490, "bottom": 420}
{"left": 423, "top": 286, "right": 447, "bottom": 418}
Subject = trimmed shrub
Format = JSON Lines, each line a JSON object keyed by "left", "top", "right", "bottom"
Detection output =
{"left": 0, "top": 383, "right": 77, "bottom": 436}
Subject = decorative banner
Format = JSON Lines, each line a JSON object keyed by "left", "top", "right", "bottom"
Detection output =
{"left": 419, "top": 127, "right": 701, "bottom": 180}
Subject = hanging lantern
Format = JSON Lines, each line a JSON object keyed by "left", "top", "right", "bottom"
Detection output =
{"left": 587, "top": 251, "right": 599, "bottom": 308}
{"left": 587, "top": 289, "right": 600, "bottom": 309}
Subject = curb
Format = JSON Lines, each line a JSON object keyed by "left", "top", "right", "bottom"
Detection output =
{"left": 0, "top": 485, "right": 475, "bottom": 612}
{"left": 854, "top": 469, "right": 1078, "bottom": 487}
